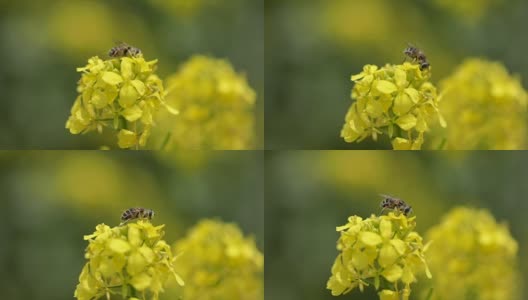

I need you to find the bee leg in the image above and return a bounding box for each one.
[380,207,387,215]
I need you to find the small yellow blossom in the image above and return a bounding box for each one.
[341,63,445,150]
[438,58,528,149]
[173,219,263,300]
[66,55,177,149]
[74,221,183,300]
[158,55,256,150]
[426,207,519,300]
[327,213,431,299]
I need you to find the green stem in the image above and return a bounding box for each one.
[134,121,139,150]
[130,284,138,297]
[159,132,172,150]
[425,288,434,300]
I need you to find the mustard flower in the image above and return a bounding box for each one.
[438,58,528,149]
[426,207,519,300]
[74,221,184,300]
[66,55,178,149]
[327,212,431,299]
[341,63,446,150]
[173,219,263,300]
[158,55,256,150]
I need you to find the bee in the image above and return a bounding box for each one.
[120,207,154,225]
[379,194,413,216]
[403,43,430,71]
[108,42,142,58]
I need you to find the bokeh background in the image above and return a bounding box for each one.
[265,0,528,149]
[0,150,263,300]
[0,0,263,149]
[265,151,527,299]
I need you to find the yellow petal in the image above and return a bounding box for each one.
[128,225,142,247]
[139,126,151,147]
[380,219,393,238]
[130,272,152,291]
[393,93,413,115]
[381,264,403,282]
[117,129,137,149]
[392,137,412,150]
[396,114,417,131]
[138,245,155,263]
[351,250,369,270]
[366,100,383,117]
[121,58,134,79]
[390,239,407,255]
[107,238,131,254]
[359,231,382,246]
[127,251,148,275]
[119,84,139,108]
[394,68,407,87]
[122,105,143,122]
[376,80,398,94]
[101,72,123,86]
[131,80,146,95]
[404,88,420,103]
[379,244,398,267]
[378,289,400,300]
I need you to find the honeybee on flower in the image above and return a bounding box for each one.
[379,194,413,216]
[119,207,155,225]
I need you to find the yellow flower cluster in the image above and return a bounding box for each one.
[327,213,431,299]
[438,58,528,149]
[160,55,256,150]
[74,221,184,300]
[173,219,264,300]
[433,0,504,23]
[66,56,177,149]
[341,63,445,150]
[426,207,519,300]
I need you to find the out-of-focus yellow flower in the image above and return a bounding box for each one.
[341,63,445,150]
[158,55,256,150]
[66,55,177,149]
[173,219,263,300]
[149,0,217,17]
[433,0,504,23]
[426,207,519,300]
[74,221,184,300]
[327,212,431,298]
[438,58,528,149]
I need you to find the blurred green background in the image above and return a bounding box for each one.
[264,0,528,149]
[0,0,263,149]
[0,150,263,300]
[265,151,527,299]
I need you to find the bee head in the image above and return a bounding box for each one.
[420,62,430,70]
[404,206,413,215]
[129,48,142,57]
[148,209,154,219]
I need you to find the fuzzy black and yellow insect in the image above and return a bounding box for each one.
[379,194,413,216]
[120,207,154,225]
